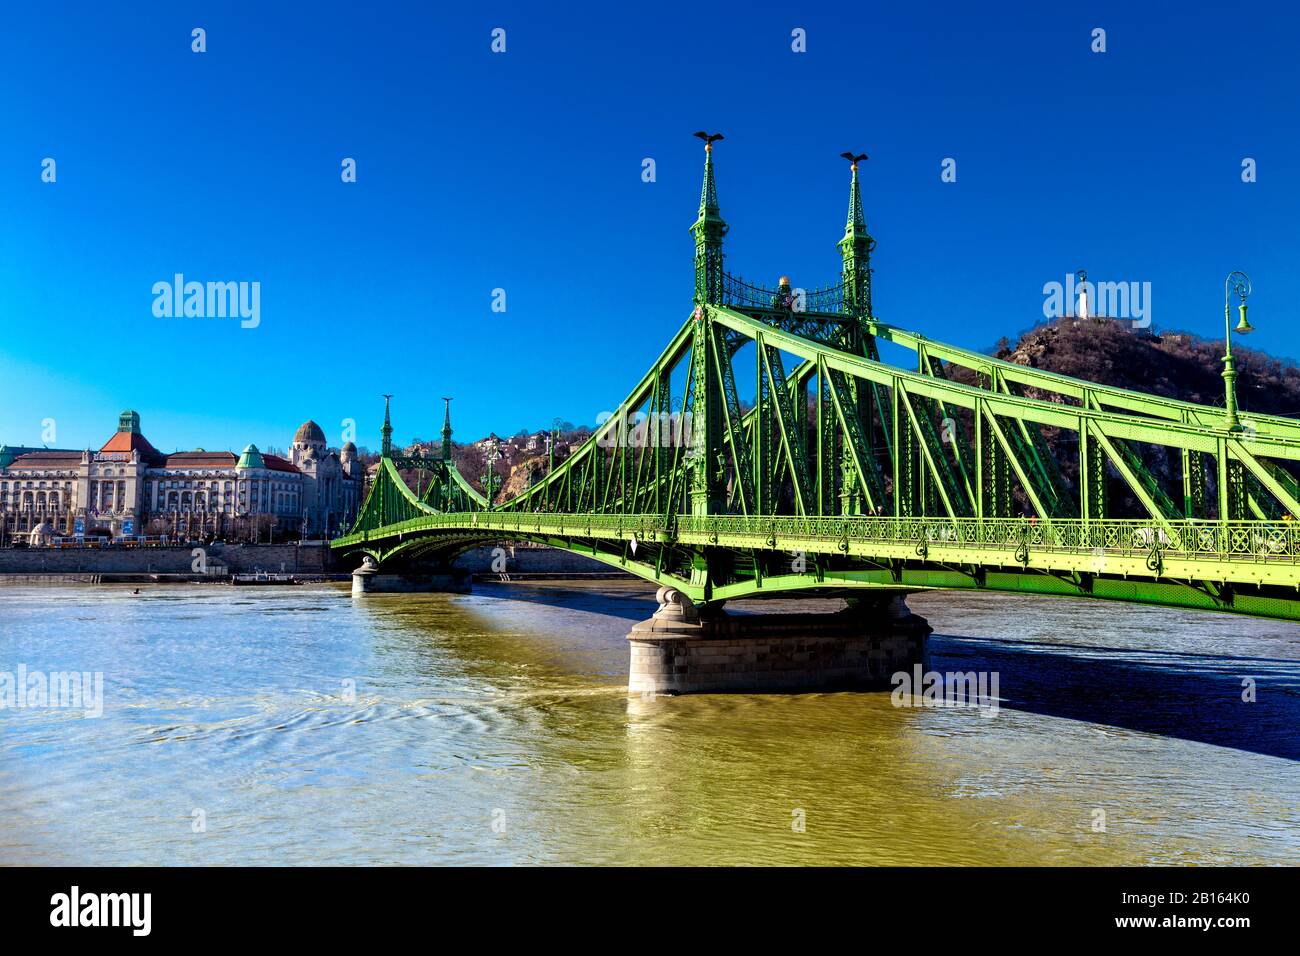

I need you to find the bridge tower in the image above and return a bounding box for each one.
[689,134,727,520]
[440,398,453,461]
[440,397,455,504]
[838,153,875,323]
[380,394,394,458]
[837,153,878,515]
[691,133,727,307]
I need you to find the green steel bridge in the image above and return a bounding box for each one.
[334,140,1300,623]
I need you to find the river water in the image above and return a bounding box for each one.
[0,581,1296,865]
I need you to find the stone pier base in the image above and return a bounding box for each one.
[628,589,930,695]
[351,557,470,595]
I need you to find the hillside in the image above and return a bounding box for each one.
[948,316,1300,518]
[976,317,1300,417]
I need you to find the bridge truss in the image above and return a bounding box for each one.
[335,144,1300,621]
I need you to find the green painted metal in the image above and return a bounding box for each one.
[335,139,1300,623]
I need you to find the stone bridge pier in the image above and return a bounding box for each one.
[627,589,930,695]
[351,554,471,595]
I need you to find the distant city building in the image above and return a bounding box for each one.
[0,411,362,543]
[288,420,361,539]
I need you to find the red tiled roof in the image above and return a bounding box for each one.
[160,451,299,474]
[262,453,300,474]
[163,451,238,468]
[100,429,164,464]
[7,451,82,470]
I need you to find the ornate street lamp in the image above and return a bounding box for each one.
[1222,271,1254,430]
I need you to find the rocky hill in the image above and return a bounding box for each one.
[977,317,1300,417]
[949,316,1300,518]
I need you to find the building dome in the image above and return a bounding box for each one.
[236,444,265,470]
[340,441,357,461]
[294,420,326,445]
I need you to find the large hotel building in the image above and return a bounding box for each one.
[0,411,362,543]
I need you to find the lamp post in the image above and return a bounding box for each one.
[1221,271,1254,430]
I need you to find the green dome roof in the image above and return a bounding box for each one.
[236,444,265,470]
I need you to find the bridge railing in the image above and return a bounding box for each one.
[670,515,1300,562]
[342,511,1300,564]
[720,273,845,314]
[770,515,1300,560]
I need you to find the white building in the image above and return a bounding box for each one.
[0,410,362,543]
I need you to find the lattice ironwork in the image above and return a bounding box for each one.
[335,141,1300,621]
[720,272,846,316]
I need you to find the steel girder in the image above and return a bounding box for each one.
[868,316,1300,439]
[336,302,1300,621]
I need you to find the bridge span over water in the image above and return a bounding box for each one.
[334,140,1300,636]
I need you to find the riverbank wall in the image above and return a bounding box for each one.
[0,541,619,582]
[0,542,327,575]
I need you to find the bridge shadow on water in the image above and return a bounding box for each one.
[468,580,659,623]
[930,633,1300,762]
[464,582,1300,761]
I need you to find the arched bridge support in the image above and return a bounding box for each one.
[627,587,932,695]
[350,552,472,596]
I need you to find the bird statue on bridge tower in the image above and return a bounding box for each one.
[838,151,875,321]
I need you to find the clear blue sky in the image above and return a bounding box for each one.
[1,0,1295,454]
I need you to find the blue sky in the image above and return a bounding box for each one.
[1,0,1296,454]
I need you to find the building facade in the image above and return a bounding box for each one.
[0,411,362,544]
[288,421,361,540]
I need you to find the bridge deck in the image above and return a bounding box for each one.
[336,513,1300,620]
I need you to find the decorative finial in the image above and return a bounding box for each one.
[694,131,724,153]
[840,151,868,171]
